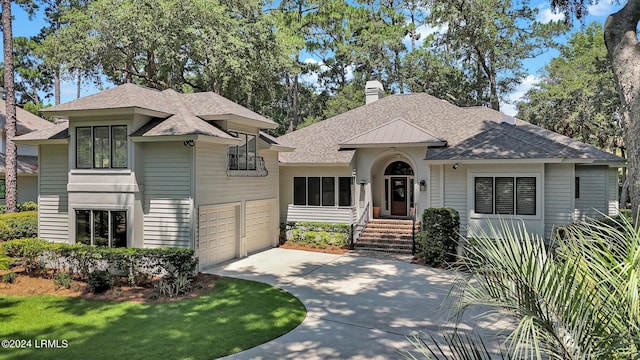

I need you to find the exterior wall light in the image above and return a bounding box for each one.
[183,139,195,147]
[419,179,426,191]
[452,163,459,170]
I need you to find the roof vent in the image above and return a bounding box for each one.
[500,117,516,125]
[365,80,385,105]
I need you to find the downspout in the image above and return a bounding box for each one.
[191,142,197,252]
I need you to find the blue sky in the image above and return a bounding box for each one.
[5,0,622,116]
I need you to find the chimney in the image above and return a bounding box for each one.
[365,80,384,105]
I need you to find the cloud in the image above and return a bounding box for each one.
[537,6,564,23]
[588,1,615,17]
[502,75,538,116]
[403,23,444,49]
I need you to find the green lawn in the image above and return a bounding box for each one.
[0,278,306,360]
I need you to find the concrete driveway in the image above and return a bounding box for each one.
[206,248,506,359]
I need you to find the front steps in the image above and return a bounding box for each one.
[355,219,419,254]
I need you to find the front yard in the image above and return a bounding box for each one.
[0,277,306,359]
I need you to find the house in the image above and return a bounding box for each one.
[14,83,291,268]
[0,100,55,205]
[276,81,625,241]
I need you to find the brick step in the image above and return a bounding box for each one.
[359,233,413,241]
[354,245,414,254]
[357,236,414,244]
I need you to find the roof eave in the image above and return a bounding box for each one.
[278,161,352,167]
[130,134,241,145]
[13,138,69,145]
[339,141,446,149]
[41,107,171,119]
[200,114,278,129]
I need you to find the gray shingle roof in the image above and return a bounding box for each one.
[0,154,39,174]
[277,95,624,164]
[42,83,276,128]
[0,100,55,134]
[13,122,69,142]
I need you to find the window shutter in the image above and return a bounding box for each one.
[516,177,536,215]
[474,177,494,214]
[495,177,514,215]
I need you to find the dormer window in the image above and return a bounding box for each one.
[76,125,127,169]
[228,131,256,170]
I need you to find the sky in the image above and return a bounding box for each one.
[4,0,623,116]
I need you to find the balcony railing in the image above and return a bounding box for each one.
[227,154,268,177]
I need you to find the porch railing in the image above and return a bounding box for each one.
[350,202,370,250]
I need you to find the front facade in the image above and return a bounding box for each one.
[17,84,289,268]
[277,81,624,240]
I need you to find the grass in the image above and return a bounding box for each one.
[0,278,306,360]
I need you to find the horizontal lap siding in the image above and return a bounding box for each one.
[195,144,279,205]
[544,164,573,238]
[575,166,607,221]
[608,168,619,216]
[38,145,69,243]
[286,205,355,224]
[143,142,192,248]
[443,165,467,235]
[429,165,442,208]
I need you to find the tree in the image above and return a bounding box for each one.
[411,219,640,359]
[425,0,567,111]
[517,22,623,152]
[547,0,640,223]
[2,0,18,213]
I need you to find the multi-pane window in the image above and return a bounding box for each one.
[76,125,127,169]
[293,177,353,207]
[228,131,257,170]
[474,176,536,215]
[76,210,127,247]
[0,179,5,199]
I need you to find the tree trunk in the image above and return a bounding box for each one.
[76,69,81,99]
[604,0,640,224]
[2,0,18,213]
[54,70,61,105]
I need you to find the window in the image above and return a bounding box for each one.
[575,177,580,199]
[474,176,536,215]
[228,131,257,170]
[76,125,128,169]
[293,177,353,207]
[76,210,127,247]
[0,179,5,199]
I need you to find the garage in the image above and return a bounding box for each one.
[198,204,238,268]
[245,199,276,254]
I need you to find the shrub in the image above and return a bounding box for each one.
[416,207,460,266]
[53,271,73,289]
[285,222,351,249]
[0,211,38,241]
[1,271,17,283]
[1,238,47,274]
[154,274,193,298]
[87,270,114,293]
[17,201,38,212]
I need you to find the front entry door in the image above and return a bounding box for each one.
[391,177,407,216]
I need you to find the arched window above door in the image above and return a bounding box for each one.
[384,161,414,175]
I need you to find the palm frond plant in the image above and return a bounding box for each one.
[412,217,640,359]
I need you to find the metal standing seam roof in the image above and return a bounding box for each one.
[276,94,624,164]
[340,118,446,147]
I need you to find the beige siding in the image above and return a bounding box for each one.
[575,166,609,221]
[38,144,69,243]
[442,164,468,234]
[143,142,192,248]
[429,164,442,208]
[279,165,352,223]
[544,164,574,238]
[607,168,619,216]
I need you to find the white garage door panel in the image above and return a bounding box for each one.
[245,200,274,254]
[199,205,238,268]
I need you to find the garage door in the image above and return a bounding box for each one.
[198,205,238,268]
[245,199,275,254]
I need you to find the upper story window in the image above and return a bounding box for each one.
[76,125,128,169]
[228,131,257,171]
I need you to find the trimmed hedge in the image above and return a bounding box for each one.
[416,207,460,266]
[0,201,38,214]
[285,222,351,249]
[0,211,38,241]
[1,238,198,284]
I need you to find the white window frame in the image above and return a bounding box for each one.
[469,172,541,220]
